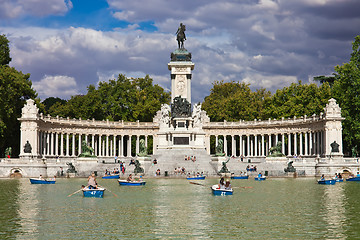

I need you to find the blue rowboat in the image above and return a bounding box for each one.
[335,179,344,182]
[231,176,249,180]
[211,185,233,196]
[82,187,105,198]
[346,176,360,181]
[318,179,336,185]
[254,177,266,181]
[29,178,56,184]
[102,174,120,179]
[118,180,146,186]
[187,176,206,180]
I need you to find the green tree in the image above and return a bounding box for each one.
[332,35,360,154]
[313,75,337,88]
[0,34,11,66]
[0,65,38,157]
[263,81,332,119]
[42,97,66,113]
[48,74,171,122]
[202,81,271,121]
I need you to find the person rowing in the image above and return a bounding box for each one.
[225,179,232,190]
[218,177,225,189]
[127,174,134,182]
[87,173,98,189]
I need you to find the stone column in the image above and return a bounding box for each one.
[261,135,265,156]
[50,132,54,156]
[113,135,117,157]
[98,135,102,157]
[294,133,297,156]
[120,135,124,157]
[317,131,320,156]
[254,135,258,156]
[92,135,95,152]
[105,135,109,157]
[215,135,218,147]
[72,134,75,156]
[305,132,308,156]
[78,134,82,155]
[268,134,272,149]
[60,133,64,156]
[128,135,132,157]
[309,132,313,155]
[246,135,250,157]
[55,132,59,156]
[66,133,69,156]
[224,135,228,156]
[231,135,235,157]
[299,133,303,156]
[239,135,243,156]
[288,133,291,156]
[282,134,285,155]
[136,135,140,155]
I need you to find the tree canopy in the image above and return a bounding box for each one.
[0,34,11,66]
[332,35,360,154]
[47,74,171,122]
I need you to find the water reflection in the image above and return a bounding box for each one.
[321,183,346,239]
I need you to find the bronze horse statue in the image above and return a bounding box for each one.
[176,23,186,49]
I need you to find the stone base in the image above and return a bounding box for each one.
[76,157,98,163]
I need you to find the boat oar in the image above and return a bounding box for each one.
[98,185,118,197]
[189,181,207,186]
[67,188,83,197]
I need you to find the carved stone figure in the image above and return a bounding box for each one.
[134,160,144,174]
[331,141,339,153]
[66,162,76,173]
[215,139,225,156]
[192,103,202,127]
[176,23,186,49]
[78,141,96,157]
[160,104,171,125]
[284,160,296,172]
[5,147,12,157]
[219,158,230,173]
[171,96,191,118]
[24,141,32,153]
[137,139,148,157]
[268,141,285,157]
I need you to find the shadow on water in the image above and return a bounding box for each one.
[0,179,21,239]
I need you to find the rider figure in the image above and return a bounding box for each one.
[176,23,186,49]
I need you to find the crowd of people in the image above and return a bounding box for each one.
[246,165,257,172]
[174,167,186,175]
[184,155,196,162]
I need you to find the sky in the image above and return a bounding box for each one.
[0,0,359,103]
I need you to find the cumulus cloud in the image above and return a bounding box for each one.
[32,75,79,99]
[0,0,72,19]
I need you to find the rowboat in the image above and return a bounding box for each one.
[29,178,56,184]
[82,187,106,198]
[118,180,146,186]
[211,185,233,196]
[231,176,249,179]
[254,177,266,181]
[335,179,344,182]
[102,174,120,179]
[346,176,360,181]
[318,179,336,185]
[186,176,206,180]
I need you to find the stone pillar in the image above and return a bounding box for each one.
[78,134,82,155]
[305,132,308,156]
[282,134,285,155]
[92,135,95,152]
[294,133,297,156]
[215,135,218,147]
[60,133,64,156]
[299,133,303,156]
[309,132,313,155]
[72,134,75,156]
[105,135,109,157]
[246,135,250,157]
[55,132,59,156]
[128,135,132,157]
[224,135,228,156]
[288,133,291,156]
[261,135,265,156]
[239,135,243,156]
[268,134,272,149]
[254,135,258,156]
[50,132,54,156]
[136,135,140,155]
[119,135,123,157]
[317,131,320,156]
[113,135,117,157]
[231,135,235,157]
[66,133,69,156]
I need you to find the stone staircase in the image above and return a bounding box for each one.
[143,149,218,176]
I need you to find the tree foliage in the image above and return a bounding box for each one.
[0,65,38,157]
[202,81,271,121]
[48,74,171,122]
[42,97,67,112]
[332,35,360,154]
[0,34,11,66]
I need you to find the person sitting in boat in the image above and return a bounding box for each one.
[50,176,56,181]
[225,179,232,190]
[258,172,263,178]
[39,175,44,180]
[357,172,360,177]
[338,173,343,179]
[88,173,98,189]
[320,174,325,181]
[127,174,134,182]
[333,173,338,180]
[218,177,225,189]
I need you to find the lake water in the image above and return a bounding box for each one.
[1,177,360,239]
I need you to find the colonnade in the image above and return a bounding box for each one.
[37,131,151,158]
[211,131,325,157]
